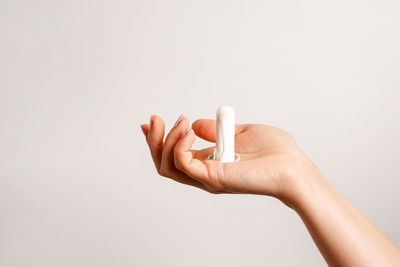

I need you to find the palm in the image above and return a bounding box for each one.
[194,123,297,162]
[142,116,303,197]
[189,121,300,196]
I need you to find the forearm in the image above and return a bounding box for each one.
[142,116,399,265]
[290,172,400,266]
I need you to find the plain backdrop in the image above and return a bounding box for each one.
[1,0,400,266]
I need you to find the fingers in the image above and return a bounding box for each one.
[143,114,165,173]
[140,124,149,136]
[174,127,226,189]
[191,119,248,142]
[159,114,188,177]
[141,114,231,193]
[140,115,208,190]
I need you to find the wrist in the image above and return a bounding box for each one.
[276,152,329,211]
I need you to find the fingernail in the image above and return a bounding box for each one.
[140,124,144,134]
[183,127,190,137]
[173,114,183,128]
[149,114,154,131]
[140,124,146,136]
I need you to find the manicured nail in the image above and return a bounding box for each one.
[183,127,190,137]
[149,114,154,131]
[173,114,183,128]
[140,124,146,136]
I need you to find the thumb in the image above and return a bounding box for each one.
[191,119,248,143]
[191,119,216,142]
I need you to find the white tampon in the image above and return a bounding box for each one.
[215,105,236,162]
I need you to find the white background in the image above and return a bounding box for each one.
[1,0,400,266]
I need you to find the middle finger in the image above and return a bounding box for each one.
[159,114,189,177]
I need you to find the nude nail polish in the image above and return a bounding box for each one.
[183,127,189,137]
[149,114,154,131]
[174,114,183,128]
[140,124,146,136]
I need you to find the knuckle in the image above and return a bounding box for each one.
[174,156,184,171]
[208,189,219,194]
[205,186,224,195]
[147,138,159,147]
[159,166,169,177]
[160,163,177,178]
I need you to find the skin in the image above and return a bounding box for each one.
[140,114,400,267]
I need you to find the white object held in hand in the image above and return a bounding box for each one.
[206,105,240,162]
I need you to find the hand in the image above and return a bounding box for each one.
[141,114,400,267]
[140,114,323,205]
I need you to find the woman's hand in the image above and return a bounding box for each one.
[140,114,323,205]
[140,113,400,267]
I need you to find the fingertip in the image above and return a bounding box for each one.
[174,128,194,158]
[182,127,189,138]
[152,114,165,127]
[181,127,194,144]
[150,115,165,132]
[190,119,216,142]
[191,119,200,129]
[147,115,165,146]
[140,124,149,136]
[180,115,190,129]
[191,119,210,130]
[187,128,195,139]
